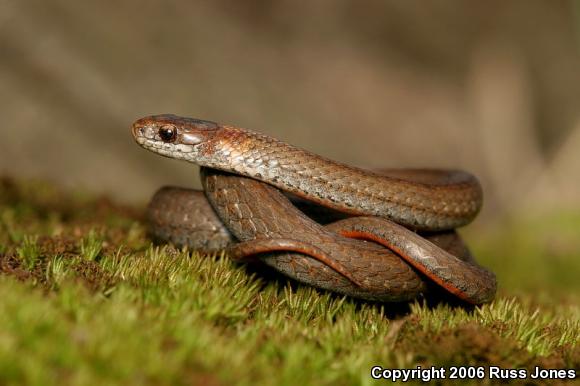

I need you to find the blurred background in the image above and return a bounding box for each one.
[1,0,579,225]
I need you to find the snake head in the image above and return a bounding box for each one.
[132,114,220,162]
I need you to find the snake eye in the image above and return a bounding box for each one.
[159,125,177,142]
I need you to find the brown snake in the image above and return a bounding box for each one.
[132,114,496,304]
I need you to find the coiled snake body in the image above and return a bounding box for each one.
[132,114,496,304]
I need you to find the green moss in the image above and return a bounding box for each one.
[16,235,41,270]
[79,230,104,262]
[0,177,578,385]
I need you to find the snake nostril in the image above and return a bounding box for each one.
[131,121,146,138]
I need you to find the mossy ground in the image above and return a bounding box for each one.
[0,177,578,386]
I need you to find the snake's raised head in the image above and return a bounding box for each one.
[132,114,220,162]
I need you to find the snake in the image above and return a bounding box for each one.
[131,114,496,304]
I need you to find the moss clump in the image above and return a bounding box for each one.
[0,177,578,386]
